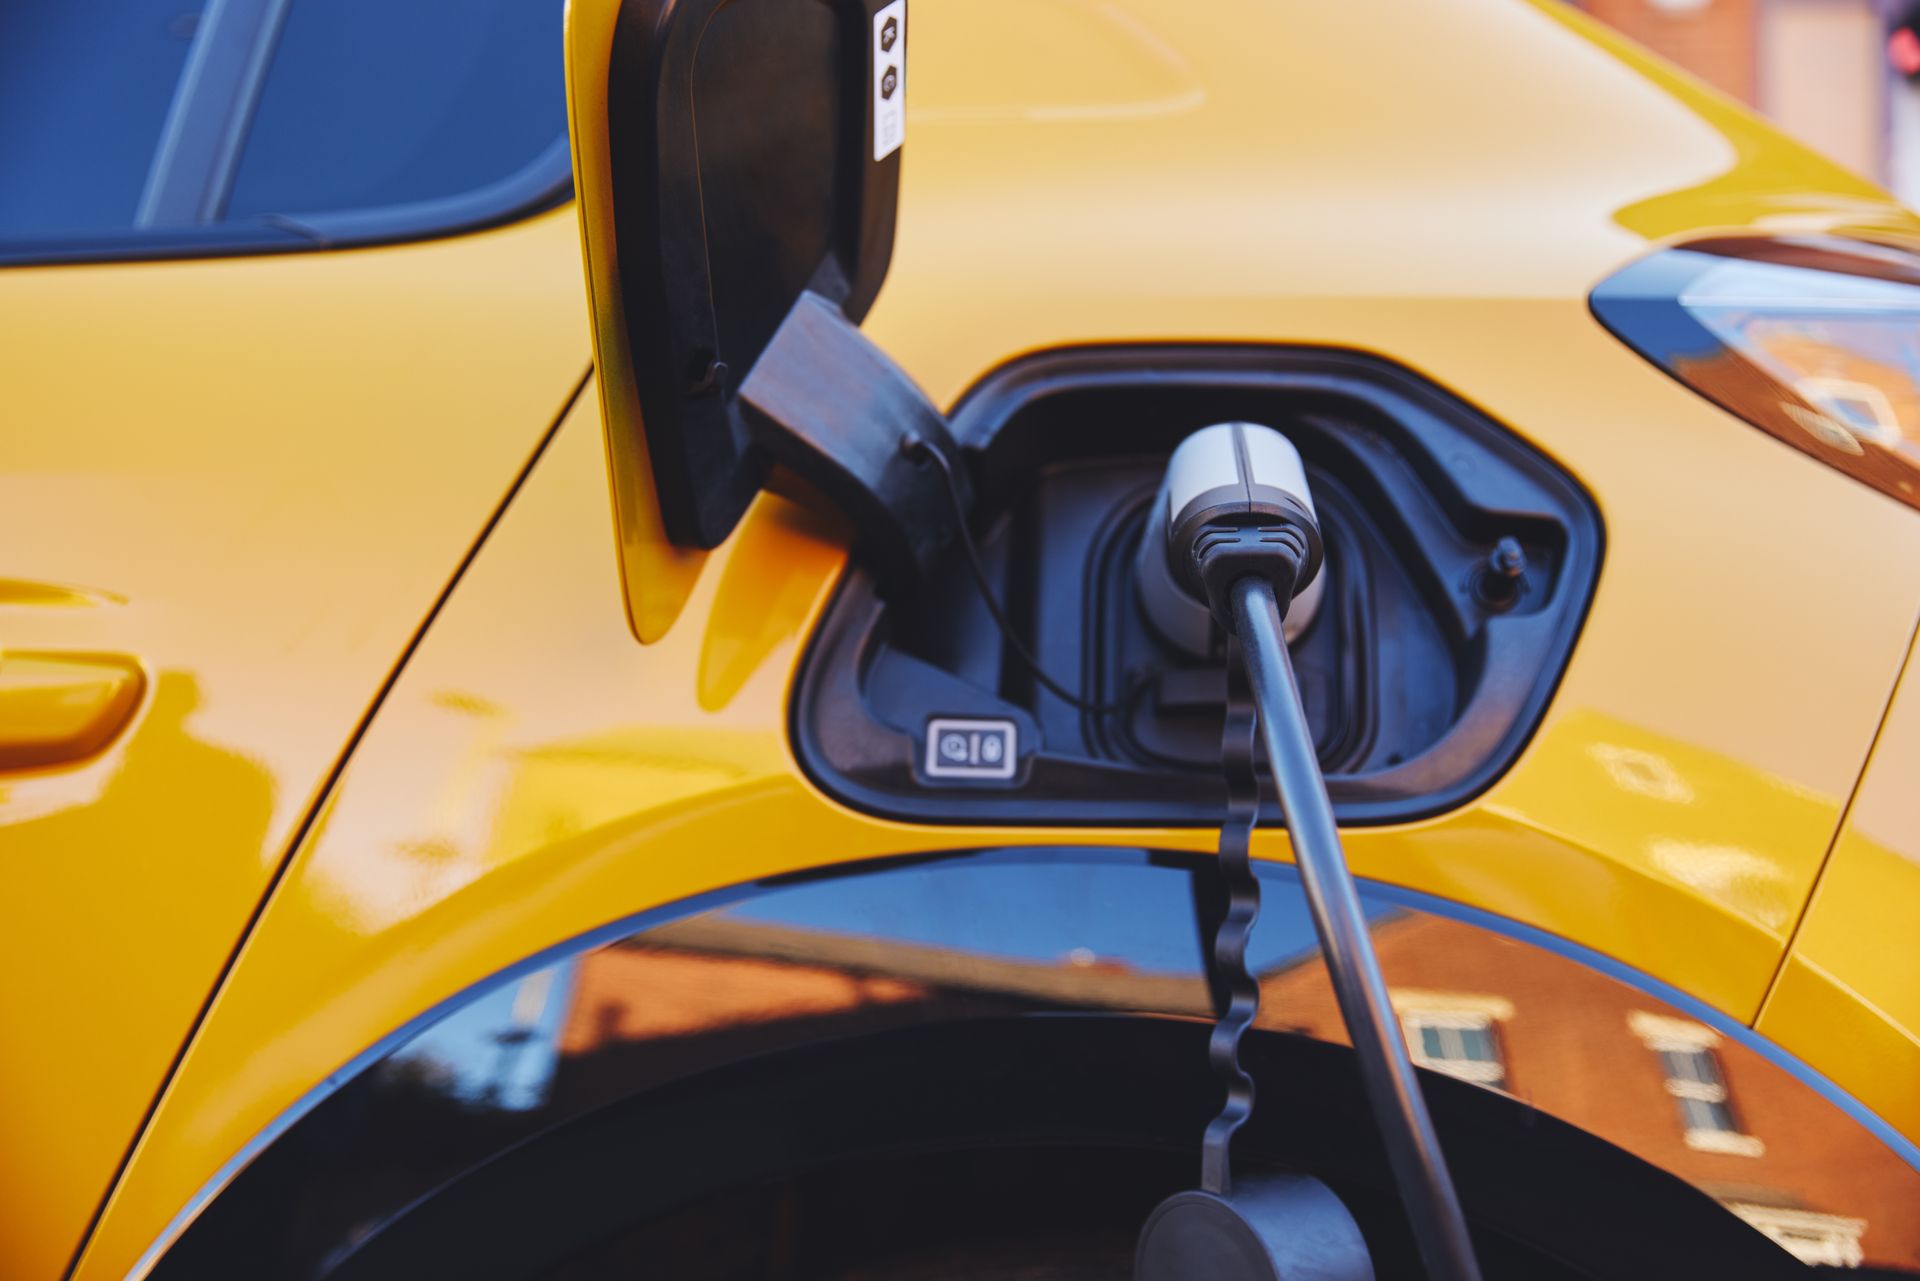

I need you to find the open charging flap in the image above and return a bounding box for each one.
[567,0,964,641]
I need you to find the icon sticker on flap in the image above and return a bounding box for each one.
[872,0,906,160]
[924,717,1017,781]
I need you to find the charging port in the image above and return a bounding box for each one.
[793,347,1600,827]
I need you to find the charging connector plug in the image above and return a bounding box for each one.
[1184,518,1321,634]
[1141,422,1327,655]
[1137,421,1482,1281]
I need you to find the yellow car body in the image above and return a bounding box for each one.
[3,1,1918,1277]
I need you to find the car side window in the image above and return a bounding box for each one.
[0,0,568,263]
[224,0,566,223]
[0,2,199,239]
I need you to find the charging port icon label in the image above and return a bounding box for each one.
[924,718,1017,781]
[871,0,906,161]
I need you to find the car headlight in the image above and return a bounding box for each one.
[1591,235,1920,510]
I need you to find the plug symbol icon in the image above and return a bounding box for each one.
[923,719,1018,781]
[880,15,899,52]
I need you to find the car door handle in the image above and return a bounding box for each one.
[0,652,145,772]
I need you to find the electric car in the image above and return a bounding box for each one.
[6,0,1920,1276]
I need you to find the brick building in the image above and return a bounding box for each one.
[1579,0,1918,203]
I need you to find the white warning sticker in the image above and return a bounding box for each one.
[872,0,905,161]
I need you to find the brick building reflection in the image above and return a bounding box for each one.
[546,910,1919,1271]
[1263,914,1920,1270]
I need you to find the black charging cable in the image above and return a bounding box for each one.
[1228,570,1482,1281]
[1179,492,1481,1280]
[905,435,1133,715]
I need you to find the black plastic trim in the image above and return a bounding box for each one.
[329,1023,1794,1281]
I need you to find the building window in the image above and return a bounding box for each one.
[1661,1047,1740,1136]
[1724,1203,1867,1269]
[1628,1011,1765,1157]
[1394,991,1512,1090]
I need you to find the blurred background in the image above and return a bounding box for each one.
[1584,0,1920,202]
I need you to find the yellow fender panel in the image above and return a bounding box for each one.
[1761,633,1920,1143]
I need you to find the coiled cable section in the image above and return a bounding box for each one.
[1200,629,1262,1197]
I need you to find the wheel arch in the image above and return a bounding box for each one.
[138,848,1920,1278]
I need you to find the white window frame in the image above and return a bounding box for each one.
[1627,1011,1765,1157]
[1393,991,1512,1090]
[1724,1202,1866,1269]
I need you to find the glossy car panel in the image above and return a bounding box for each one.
[0,206,590,1281]
[140,851,1920,1276]
[39,0,1920,1277]
[1759,630,1920,1142]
